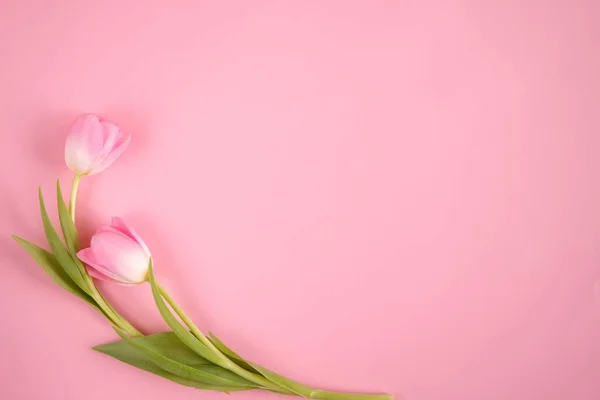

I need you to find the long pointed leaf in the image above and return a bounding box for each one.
[208,331,261,373]
[93,338,249,392]
[127,332,213,367]
[39,188,90,295]
[108,330,257,388]
[250,363,312,397]
[12,236,96,307]
[147,261,222,366]
[56,179,80,254]
[250,363,394,400]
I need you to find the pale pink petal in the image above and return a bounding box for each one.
[100,120,121,148]
[91,231,149,283]
[65,114,106,175]
[69,114,100,133]
[88,134,131,175]
[96,224,133,240]
[71,115,103,155]
[110,217,151,257]
[79,119,105,158]
[77,247,102,270]
[78,247,133,284]
[65,138,93,174]
[87,121,121,172]
[87,266,133,285]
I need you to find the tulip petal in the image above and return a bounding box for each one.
[79,118,105,157]
[76,247,101,269]
[65,114,106,174]
[88,121,121,172]
[90,231,149,283]
[87,266,133,285]
[77,247,132,284]
[96,224,131,238]
[110,217,151,257]
[65,138,92,174]
[100,121,120,149]
[88,133,131,175]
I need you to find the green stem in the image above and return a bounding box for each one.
[156,283,393,399]
[156,283,288,393]
[155,283,393,399]
[88,280,142,337]
[69,174,81,222]
[67,173,141,337]
[307,391,395,400]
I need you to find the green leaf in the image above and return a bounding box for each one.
[250,363,312,397]
[93,335,250,392]
[250,363,395,400]
[12,235,96,307]
[147,260,223,366]
[110,329,258,388]
[133,331,213,367]
[56,179,80,254]
[208,331,261,373]
[306,391,395,400]
[39,188,90,295]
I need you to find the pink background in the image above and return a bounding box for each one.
[1,1,599,399]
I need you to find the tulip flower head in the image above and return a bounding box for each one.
[78,218,150,285]
[65,114,130,176]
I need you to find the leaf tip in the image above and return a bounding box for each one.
[92,345,109,354]
[38,187,45,205]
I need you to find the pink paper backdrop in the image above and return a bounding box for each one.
[1,1,599,399]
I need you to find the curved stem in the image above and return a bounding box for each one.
[69,174,81,222]
[88,282,142,337]
[157,284,393,399]
[156,283,289,394]
[67,173,141,337]
[308,391,395,400]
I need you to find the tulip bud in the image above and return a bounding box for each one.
[78,218,150,285]
[65,114,131,176]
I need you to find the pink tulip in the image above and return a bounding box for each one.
[78,218,150,285]
[65,114,131,176]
